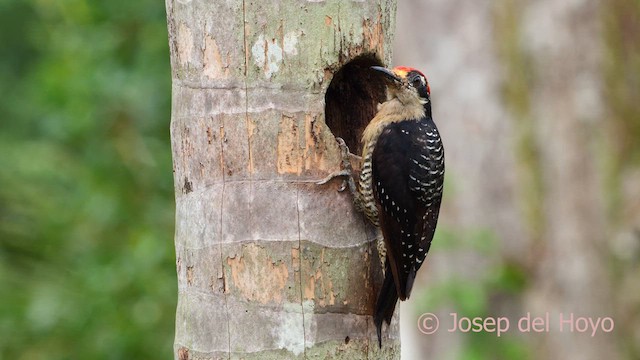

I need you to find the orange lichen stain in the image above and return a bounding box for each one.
[326,277,336,306]
[276,114,303,174]
[246,116,256,174]
[291,247,300,272]
[186,266,194,286]
[181,126,194,157]
[304,268,336,307]
[219,125,226,174]
[303,113,331,172]
[304,270,316,300]
[206,126,214,145]
[325,16,332,26]
[177,23,193,66]
[203,34,228,79]
[226,244,289,304]
[178,347,189,360]
[362,14,385,56]
[303,249,336,306]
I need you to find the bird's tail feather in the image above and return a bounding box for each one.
[374,261,399,348]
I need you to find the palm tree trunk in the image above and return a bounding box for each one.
[166,1,399,358]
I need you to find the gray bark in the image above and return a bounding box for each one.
[166,1,399,358]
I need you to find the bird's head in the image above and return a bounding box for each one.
[371,65,431,110]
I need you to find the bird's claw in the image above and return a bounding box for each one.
[316,137,357,194]
[316,169,351,188]
[338,181,348,192]
[335,137,351,170]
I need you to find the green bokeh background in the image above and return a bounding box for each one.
[0,1,175,358]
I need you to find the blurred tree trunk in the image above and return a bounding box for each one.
[395,0,622,359]
[165,1,398,358]
[519,1,619,359]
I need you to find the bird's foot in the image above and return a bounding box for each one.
[316,169,352,190]
[316,138,357,194]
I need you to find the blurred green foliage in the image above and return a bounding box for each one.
[0,0,175,358]
[415,228,530,360]
[493,0,545,245]
[602,0,640,225]
[603,0,640,169]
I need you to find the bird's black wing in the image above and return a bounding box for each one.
[372,117,444,300]
[407,117,444,273]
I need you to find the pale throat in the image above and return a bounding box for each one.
[360,88,426,158]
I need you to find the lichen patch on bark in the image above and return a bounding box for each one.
[251,32,300,79]
[203,34,228,79]
[303,113,330,172]
[226,244,290,304]
[277,112,334,175]
[186,265,194,286]
[363,13,385,56]
[304,268,336,307]
[277,114,303,174]
[246,116,256,174]
[176,22,193,66]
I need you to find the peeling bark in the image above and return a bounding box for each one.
[166,1,399,358]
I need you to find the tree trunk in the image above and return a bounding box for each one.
[165,1,398,358]
[519,1,619,358]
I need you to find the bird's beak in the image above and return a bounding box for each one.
[370,66,402,86]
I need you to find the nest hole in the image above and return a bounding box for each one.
[324,54,387,156]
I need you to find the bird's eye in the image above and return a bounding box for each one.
[412,77,423,88]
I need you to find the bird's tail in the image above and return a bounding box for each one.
[374,261,399,348]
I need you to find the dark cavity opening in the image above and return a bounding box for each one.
[324,54,387,156]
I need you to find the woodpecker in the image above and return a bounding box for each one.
[319,65,444,347]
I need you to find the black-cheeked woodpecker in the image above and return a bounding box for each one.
[319,65,445,347]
